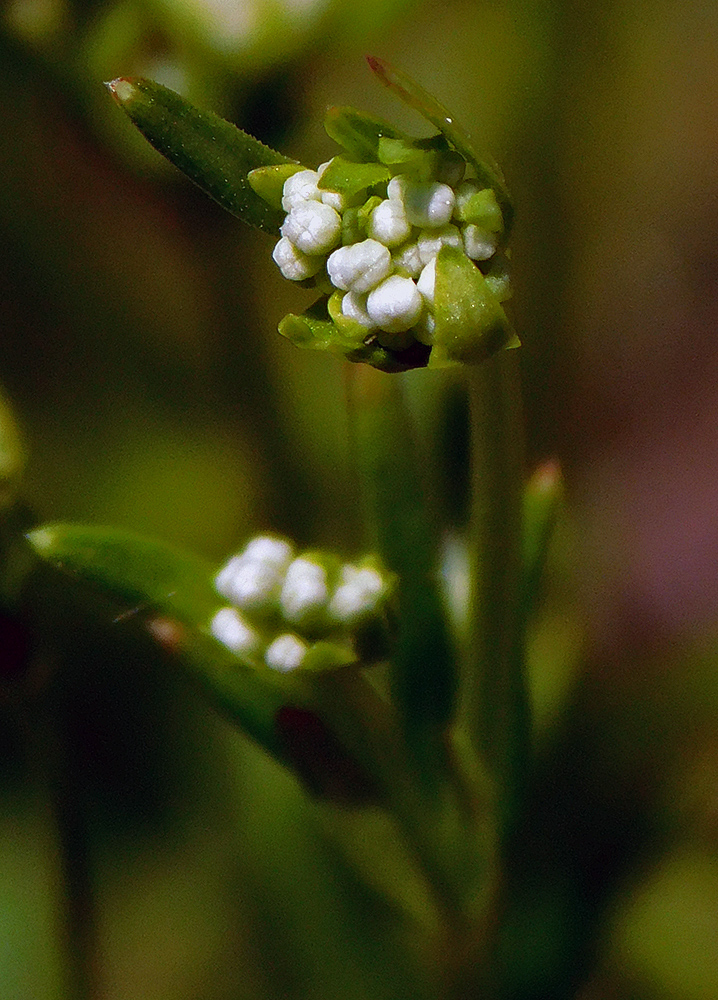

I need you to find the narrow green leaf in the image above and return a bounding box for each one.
[366,56,514,235]
[106,78,296,233]
[25,524,289,754]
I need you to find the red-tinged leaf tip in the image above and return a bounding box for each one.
[530,459,563,495]
[105,78,137,104]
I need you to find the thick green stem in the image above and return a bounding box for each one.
[465,350,527,837]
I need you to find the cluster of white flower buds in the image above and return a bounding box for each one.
[210,535,392,673]
[271,158,505,350]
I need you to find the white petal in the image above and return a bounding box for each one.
[403,181,455,228]
[462,225,498,261]
[368,199,411,247]
[328,565,384,623]
[341,291,377,330]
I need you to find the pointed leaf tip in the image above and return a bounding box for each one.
[105,78,137,104]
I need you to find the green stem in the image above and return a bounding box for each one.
[465,350,527,837]
[22,698,98,1000]
[345,364,457,779]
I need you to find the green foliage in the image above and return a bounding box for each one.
[106,77,297,232]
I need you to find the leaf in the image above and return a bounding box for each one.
[521,459,563,618]
[106,78,296,233]
[26,524,293,757]
[366,56,514,235]
[430,245,517,367]
[324,106,403,163]
[318,157,391,200]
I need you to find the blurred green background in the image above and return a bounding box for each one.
[2,0,718,997]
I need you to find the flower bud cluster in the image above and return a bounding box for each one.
[210,535,393,673]
[272,158,506,350]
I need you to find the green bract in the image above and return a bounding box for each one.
[107,59,519,372]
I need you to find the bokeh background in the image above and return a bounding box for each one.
[2,0,718,997]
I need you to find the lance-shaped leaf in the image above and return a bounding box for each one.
[106,78,297,233]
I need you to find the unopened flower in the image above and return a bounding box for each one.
[211,535,395,674]
[246,58,518,371]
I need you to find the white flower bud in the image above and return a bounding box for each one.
[392,241,423,277]
[367,199,411,247]
[215,557,284,611]
[326,239,392,293]
[242,536,294,568]
[387,175,408,202]
[328,565,385,623]
[272,237,324,281]
[280,558,329,624]
[281,169,321,211]
[215,537,293,610]
[321,189,346,212]
[417,224,462,266]
[462,225,498,261]
[402,180,455,228]
[265,633,308,672]
[210,607,261,656]
[281,202,342,255]
[416,256,436,306]
[366,275,423,333]
[341,291,377,330]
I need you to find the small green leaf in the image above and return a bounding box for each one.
[248,163,306,210]
[324,106,403,163]
[453,187,503,231]
[318,156,390,200]
[366,56,513,235]
[278,304,431,374]
[106,78,296,233]
[430,245,517,367]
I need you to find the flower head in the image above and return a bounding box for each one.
[210,535,395,674]
[249,59,518,372]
